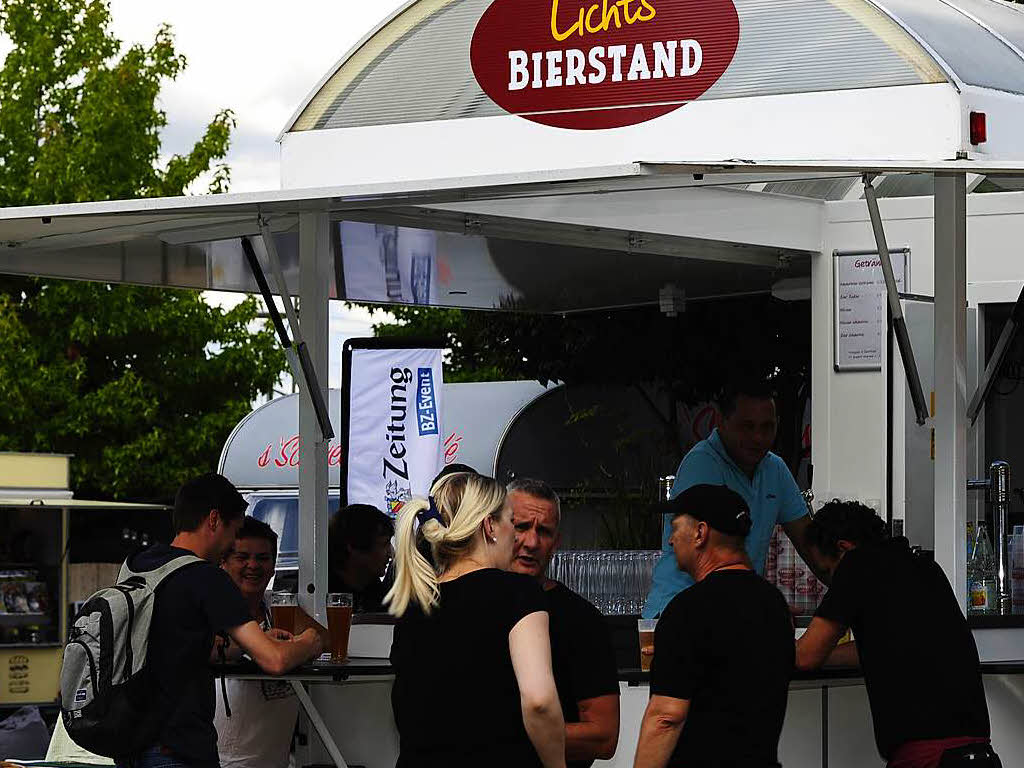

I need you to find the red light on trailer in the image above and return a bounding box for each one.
[970,111,987,145]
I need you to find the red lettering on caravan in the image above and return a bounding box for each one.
[257,435,345,469]
[276,435,301,468]
[328,444,344,467]
[444,431,463,465]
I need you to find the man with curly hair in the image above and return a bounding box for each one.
[796,500,998,768]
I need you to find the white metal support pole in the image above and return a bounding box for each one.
[298,211,331,624]
[933,173,968,610]
[291,682,349,768]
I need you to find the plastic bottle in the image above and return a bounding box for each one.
[968,521,999,616]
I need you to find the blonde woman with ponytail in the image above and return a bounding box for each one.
[387,472,566,768]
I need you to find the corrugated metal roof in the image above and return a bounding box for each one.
[289,0,954,132]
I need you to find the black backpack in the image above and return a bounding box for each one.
[60,553,203,757]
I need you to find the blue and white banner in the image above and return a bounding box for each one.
[346,347,445,516]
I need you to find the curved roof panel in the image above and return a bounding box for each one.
[877,0,1024,92]
[288,0,952,132]
[931,0,1024,63]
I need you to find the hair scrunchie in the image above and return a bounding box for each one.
[416,495,445,528]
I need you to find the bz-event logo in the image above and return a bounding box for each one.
[417,368,439,436]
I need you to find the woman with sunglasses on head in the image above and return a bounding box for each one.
[387,472,566,768]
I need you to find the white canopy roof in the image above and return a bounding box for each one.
[275,0,1024,190]
[0,160,1007,311]
[286,0,1024,133]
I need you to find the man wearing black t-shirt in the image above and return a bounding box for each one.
[509,478,620,768]
[796,500,1000,768]
[115,473,323,768]
[635,484,794,768]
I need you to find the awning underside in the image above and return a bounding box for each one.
[0,162,1017,312]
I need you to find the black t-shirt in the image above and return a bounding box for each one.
[651,570,794,768]
[390,569,546,768]
[545,583,619,768]
[130,545,251,767]
[815,543,989,758]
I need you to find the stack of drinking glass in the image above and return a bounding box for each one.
[546,550,661,615]
[764,525,826,615]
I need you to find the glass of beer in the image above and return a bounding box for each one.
[638,618,658,672]
[326,592,354,663]
[270,591,297,634]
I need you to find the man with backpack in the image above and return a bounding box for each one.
[62,473,323,768]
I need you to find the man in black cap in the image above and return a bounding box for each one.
[633,484,794,768]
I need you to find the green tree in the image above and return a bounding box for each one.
[368,299,809,548]
[368,297,810,469]
[0,0,286,500]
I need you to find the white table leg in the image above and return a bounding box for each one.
[291,680,349,768]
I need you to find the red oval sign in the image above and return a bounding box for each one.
[470,0,739,130]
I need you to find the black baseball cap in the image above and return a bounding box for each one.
[657,484,753,537]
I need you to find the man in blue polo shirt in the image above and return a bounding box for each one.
[643,376,821,618]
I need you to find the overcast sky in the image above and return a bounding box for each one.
[0,1,410,385]
[107,0,408,386]
[108,0,406,193]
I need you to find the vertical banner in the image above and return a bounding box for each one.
[342,340,444,515]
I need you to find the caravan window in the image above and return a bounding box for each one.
[248,495,341,563]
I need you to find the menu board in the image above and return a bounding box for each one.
[834,250,909,371]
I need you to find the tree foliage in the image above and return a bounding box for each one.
[368,297,811,470]
[0,0,285,500]
[367,298,809,548]
[0,0,233,204]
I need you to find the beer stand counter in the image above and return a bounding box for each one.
[220,648,1024,768]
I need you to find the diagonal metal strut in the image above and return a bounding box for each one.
[863,175,929,426]
[241,227,334,441]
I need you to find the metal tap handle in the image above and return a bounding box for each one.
[990,461,1012,615]
[659,476,676,502]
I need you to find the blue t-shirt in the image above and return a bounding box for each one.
[642,429,807,618]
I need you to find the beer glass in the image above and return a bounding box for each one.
[326,592,354,662]
[270,592,297,634]
[637,618,657,671]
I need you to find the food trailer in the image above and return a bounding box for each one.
[4,0,1024,764]
[0,452,167,754]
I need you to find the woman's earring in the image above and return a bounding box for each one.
[491,536,497,543]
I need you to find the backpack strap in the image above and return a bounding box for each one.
[118,553,206,588]
[123,552,236,719]
[218,635,232,718]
